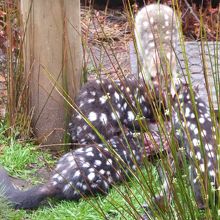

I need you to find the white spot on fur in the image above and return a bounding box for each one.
[178,94,183,99]
[196,152,201,160]
[100,113,108,124]
[90,91,96,96]
[67,155,74,162]
[126,87,130,93]
[86,147,93,153]
[190,123,196,130]
[82,184,87,190]
[194,128,198,135]
[185,107,190,117]
[200,164,205,172]
[73,170,81,178]
[79,102,84,107]
[88,112,97,121]
[104,181,109,189]
[99,96,107,104]
[127,111,135,121]
[63,182,72,192]
[123,102,127,110]
[191,113,195,119]
[205,143,212,151]
[82,162,90,168]
[86,152,94,157]
[106,159,113,165]
[99,169,105,175]
[114,92,120,101]
[88,98,95,103]
[208,152,214,158]
[199,102,205,107]
[193,138,200,146]
[76,115,83,120]
[94,160,102,166]
[199,117,205,124]
[111,111,120,120]
[89,168,95,173]
[88,173,95,181]
[52,181,58,186]
[77,126,82,135]
[201,130,207,137]
[209,170,215,177]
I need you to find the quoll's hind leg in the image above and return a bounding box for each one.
[48,134,143,201]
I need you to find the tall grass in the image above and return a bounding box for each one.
[1,0,31,139]
[75,1,220,219]
[0,0,219,219]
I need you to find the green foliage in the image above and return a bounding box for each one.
[8,167,158,220]
[0,122,53,182]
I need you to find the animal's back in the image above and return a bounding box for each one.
[135,4,179,90]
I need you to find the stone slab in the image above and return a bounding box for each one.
[130,41,220,110]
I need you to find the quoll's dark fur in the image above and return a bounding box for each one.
[69,76,164,144]
[173,85,217,208]
[144,84,218,218]
[0,133,144,209]
[0,4,170,210]
[0,76,163,209]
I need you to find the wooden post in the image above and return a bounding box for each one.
[20,0,82,145]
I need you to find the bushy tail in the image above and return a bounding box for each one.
[0,166,54,209]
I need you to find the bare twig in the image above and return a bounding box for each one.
[183,0,216,39]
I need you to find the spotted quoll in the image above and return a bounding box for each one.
[0,133,147,209]
[69,76,165,144]
[143,84,218,219]
[0,4,181,211]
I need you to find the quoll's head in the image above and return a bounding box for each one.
[135,4,180,97]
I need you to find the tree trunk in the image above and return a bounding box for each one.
[20,0,82,146]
